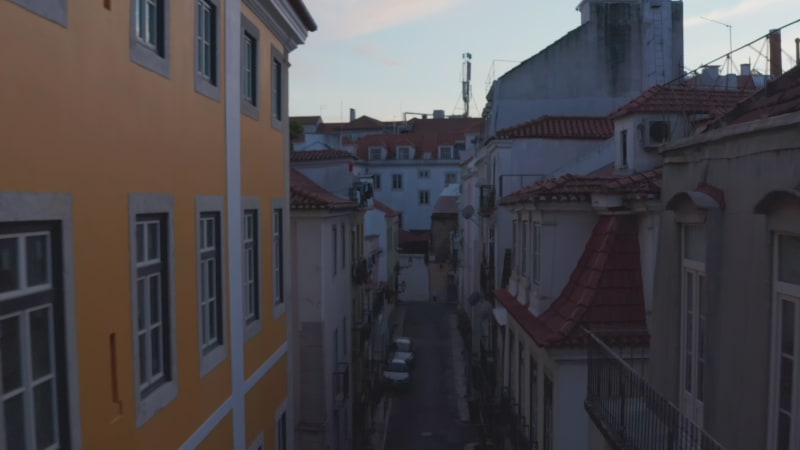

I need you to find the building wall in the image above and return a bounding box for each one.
[356,162,461,230]
[651,114,800,450]
[554,359,589,450]
[293,161,355,202]
[0,1,302,448]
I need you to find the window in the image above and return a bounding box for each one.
[392,174,403,190]
[418,190,429,205]
[332,226,337,276]
[9,0,67,26]
[512,219,518,271]
[619,129,628,167]
[445,172,458,186]
[130,0,170,77]
[273,209,284,305]
[272,52,283,122]
[130,193,178,426]
[241,16,259,119]
[544,374,553,450]
[373,175,381,190]
[681,224,706,426]
[396,146,412,160]
[197,201,225,376]
[532,222,542,285]
[340,224,346,269]
[438,145,455,160]
[277,411,287,450]
[530,355,538,447]
[521,220,529,274]
[369,147,383,160]
[0,224,71,450]
[244,210,260,323]
[418,170,429,179]
[772,235,800,450]
[194,0,219,100]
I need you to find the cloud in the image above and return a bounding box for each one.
[305,0,467,41]
[685,0,788,28]
[352,43,407,67]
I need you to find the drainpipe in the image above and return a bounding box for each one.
[224,1,246,449]
[769,29,782,78]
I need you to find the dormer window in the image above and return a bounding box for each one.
[397,146,412,160]
[368,147,384,160]
[438,145,455,160]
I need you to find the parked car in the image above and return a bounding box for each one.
[391,337,415,367]
[382,358,411,387]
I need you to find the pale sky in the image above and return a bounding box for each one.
[289,0,800,123]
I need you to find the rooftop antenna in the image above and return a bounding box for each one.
[700,16,734,74]
[461,52,472,118]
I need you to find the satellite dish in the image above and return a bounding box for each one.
[461,205,475,220]
[467,291,481,306]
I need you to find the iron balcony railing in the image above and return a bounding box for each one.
[585,330,725,450]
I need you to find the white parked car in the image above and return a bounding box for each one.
[382,358,410,387]
[391,337,415,367]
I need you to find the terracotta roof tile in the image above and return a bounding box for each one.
[290,169,359,210]
[317,116,387,133]
[355,118,483,160]
[496,116,613,140]
[709,64,800,128]
[290,149,357,162]
[494,215,648,348]
[609,85,753,120]
[290,115,322,126]
[501,167,662,205]
[372,200,400,217]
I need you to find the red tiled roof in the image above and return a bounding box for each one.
[432,196,458,215]
[290,149,356,162]
[609,85,752,120]
[709,64,800,128]
[372,200,400,217]
[290,169,359,210]
[318,116,387,133]
[501,167,662,205]
[399,229,430,244]
[355,118,483,160]
[496,116,613,140]
[291,115,322,126]
[494,215,649,348]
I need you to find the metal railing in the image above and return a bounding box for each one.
[585,330,725,450]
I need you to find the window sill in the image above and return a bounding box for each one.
[136,379,178,427]
[200,343,227,377]
[245,317,263,342]
[273,301,286,320]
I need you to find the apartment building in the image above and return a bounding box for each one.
[0,1,315,449]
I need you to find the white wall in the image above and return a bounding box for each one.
[355,161,461,230]
[293,160,355,202]
[637,212,659,332]
[397,253,430,301]
[555,360,590,450]
[364,209,388,283]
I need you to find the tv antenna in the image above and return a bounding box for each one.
[700,17,734,73]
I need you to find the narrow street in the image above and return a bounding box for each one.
[384,302,479,450]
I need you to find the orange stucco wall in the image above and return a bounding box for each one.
[245,355,289,447]
[1,1,289,448]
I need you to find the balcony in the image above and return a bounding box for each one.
[479,185,496,216]
[585,330,725,450]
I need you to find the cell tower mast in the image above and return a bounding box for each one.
[461,52,472,118]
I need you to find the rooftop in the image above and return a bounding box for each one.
[496,116,613,140]
[355,117,483,161]
[290,169,359,211]
[708,64,800,128]
[290,149,356,162]
[609,85,753,120]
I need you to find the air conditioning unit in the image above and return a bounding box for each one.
[641,120,671,149]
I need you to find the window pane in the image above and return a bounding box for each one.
[29,307,53,380]
[206,218,215,248]
[136,0,146,40]
[1,316,22,391]
[34,380,57,449]
[151,326,162,376]
[147,222,160,261]
[0,237,19,293]
[150,275,161,325]
[201,303,209,344]
[138,334,148,385]
[136,223,145,263]
[147,1,157,46]
[782,299,796,355]
[4,394,26,450]
[137,278,146,330]
[207,259,216,299]
[26,234,49,287]
[779,235,800,285]
[778,411,791,450]
[208,299,217,342]
[780,355,793,411]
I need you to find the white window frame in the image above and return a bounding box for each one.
[438,145,454,160]
[373,174,382,190]
[130,0,170,78]
[273,207,285,306]
[241,15,260,120]
[275,400,288,450]
[769,233,800,450]
[419,190,430,205]
[445,172,458,186]
[396,146,412,160]
[271,198,289,320]
[194,0,220,101]
[243,197,263,339]
[521,219,529,275]
[129,193,177,427]
[512,219,519,272]
[196,196,226,376]
[532,222,542,285]
[271,45,285,129]
[680,223,706,427]
[368,147,384,160]
[418,169,429,179]
[392,174,403,190]
[0,192,81,448]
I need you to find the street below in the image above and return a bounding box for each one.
[383,301,479,450]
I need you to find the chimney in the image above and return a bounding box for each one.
[769,29,782,77]
[740,63,751,76]
[349,108,356,122]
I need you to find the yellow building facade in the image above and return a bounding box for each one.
[0,1,315,449]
